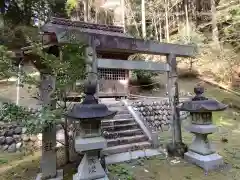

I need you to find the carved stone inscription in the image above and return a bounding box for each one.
[44,142,53,151]
[40,74,57,179]
[88,157,97,174]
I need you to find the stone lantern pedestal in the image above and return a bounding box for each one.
[73,119,108,180]
[65,81,117,180]
[179,86,228,171]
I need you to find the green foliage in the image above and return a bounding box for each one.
[15,42,85,133]
[0,102,64,134]
[221,6,240,51]
[2,0,67,26]
[0,23,40,49]
[57,44,86,92]
[109,164,135,180]
[0,45,18,80]
[171,23,206,47]
[131,70,158,90]
[178,68,199,79]
[0,30,86,134]
[24,107,63,134]
[0,103,31,123]
[0,158,8,164]
[65,0,78,15]
[30,42,86,98]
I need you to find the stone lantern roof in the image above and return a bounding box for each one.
[178,86,228,112]
[64,80,117,120]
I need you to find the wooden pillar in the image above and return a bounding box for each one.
[37,73,63,180]
[166,54,186,157]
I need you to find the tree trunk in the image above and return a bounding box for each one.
[164,0,169,42]
[141,0,146,38]
[126,0,140,37]
[121,0,126,32]
[184,0,190,44]
[76,1,81,21]
[63,91,70,164]
[153,15,159,41]
[159,17,163,42]
[211,0,220,50]
[83,0,89,22]
[95,8,99,23]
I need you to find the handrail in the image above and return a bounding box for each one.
[122,99,159,148]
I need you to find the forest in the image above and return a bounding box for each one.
[0,1,240,180]
[0,0,239,87]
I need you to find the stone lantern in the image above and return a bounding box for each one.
[65,80,117,180]
[178,86,228,171]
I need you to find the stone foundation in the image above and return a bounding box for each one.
[131,99,190,131]
[184,151,224,171]
[0,122,66,153]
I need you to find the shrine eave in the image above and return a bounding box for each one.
[41,24,197,58]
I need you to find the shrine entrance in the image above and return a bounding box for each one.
[98,68,129,98]
[18,17,196,180]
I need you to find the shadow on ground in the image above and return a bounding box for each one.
[0,77,240,179]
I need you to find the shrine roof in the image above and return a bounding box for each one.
[42,17,132,39]
[40,17,197,57]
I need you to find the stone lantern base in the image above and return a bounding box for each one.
[73,152,108,180]
[36,169,63,180]
[185,151,223,171]
[184,124,224,171]
[73,136,108,180]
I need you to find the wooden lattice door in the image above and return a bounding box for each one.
[98,68,129,98]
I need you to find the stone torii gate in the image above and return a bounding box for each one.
[22,17,196,179]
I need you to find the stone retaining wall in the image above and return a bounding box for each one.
[131,99,190,131]
[0,122,65,153]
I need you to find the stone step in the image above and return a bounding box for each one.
[103,141,152,155]
[101,123,138,132]
[114,114,132,119]
[105,149,162,164]
[107,135,148,147]
[115,110,130,115]
[101,118,135,126]
[102,128,144,139]
[108,106,128,112]
[106,103,125,108]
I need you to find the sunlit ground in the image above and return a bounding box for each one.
[108,109,240,180]
[0,78,240,180]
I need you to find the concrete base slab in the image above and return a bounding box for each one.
[184,151,223,171]
[73,174,109,180]
[96,176,109,180]
[36,169,63,180]
[105,149,162,164]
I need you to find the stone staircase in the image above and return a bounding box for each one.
[100,99,161,164]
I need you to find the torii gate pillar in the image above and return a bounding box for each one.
[166,54,188,157]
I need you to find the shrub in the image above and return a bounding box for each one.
[178,68,199,79]
[0,102,31,123]
[131,70,158,90]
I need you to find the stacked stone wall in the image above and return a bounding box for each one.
[0,122,65,153]
[131,99,190,131]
